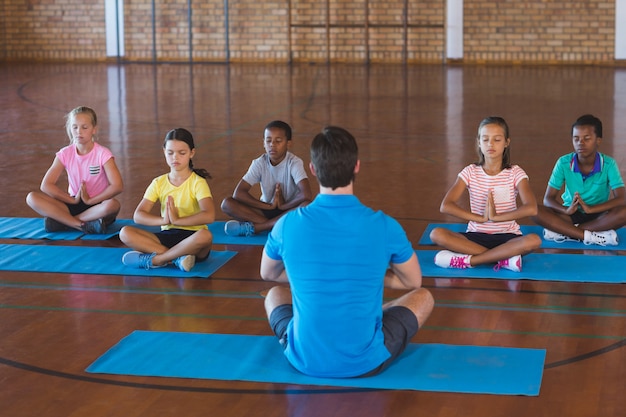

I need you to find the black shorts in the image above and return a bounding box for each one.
[155,228,209,262]
[461,232,520,249]
[268,304,293,349]
[570,211,602,225]
[268,304,419,377]
[66,200,94,216]
[261,208,285,220]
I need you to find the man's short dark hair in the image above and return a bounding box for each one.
[310,126,358,189]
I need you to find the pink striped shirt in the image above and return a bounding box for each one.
[458,164,528,234]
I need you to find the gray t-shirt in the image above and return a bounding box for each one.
[242,151,308,203]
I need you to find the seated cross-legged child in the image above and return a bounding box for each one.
[220,120,312,237]
[429,116,541,272]
[119,128,214,272]
[26,106,123,234]
[532,114,626,246]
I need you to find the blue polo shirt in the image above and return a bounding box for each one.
[264,193,415,377]
[548,152,624,208]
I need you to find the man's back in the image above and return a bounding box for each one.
[261,125,432,379]
[264,193,414,377]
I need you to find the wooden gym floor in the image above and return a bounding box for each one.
[0,62,624,417]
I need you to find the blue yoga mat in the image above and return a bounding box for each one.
[418,223,626,250]
[79,219,160,241]
[0,244,237,278]
[416,250,626,283]
[0,217,83,240]
[86,331,545,395]
[0,217,268,245]
[88,219,269,245]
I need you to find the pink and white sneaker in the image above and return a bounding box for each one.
[494,255,522,272]
[434,250,472,269]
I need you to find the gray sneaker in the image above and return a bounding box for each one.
[224,220,255,237]
[44,217,72,233]
[81,218,106,234]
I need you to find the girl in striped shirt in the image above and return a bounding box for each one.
[430,116,541,272]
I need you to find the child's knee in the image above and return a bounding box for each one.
[220,197,233,212]
[102,198,120,213]
[526,233,542,250]
[429,227,445,245]
[196,228,213,245]
[119,226,132,244]
[428,228,438,242]
[25,191,38,207]
[616,205,626,222]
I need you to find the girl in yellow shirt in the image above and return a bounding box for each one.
[120,128,214,272]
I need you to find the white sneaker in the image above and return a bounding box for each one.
[494,255,522,272]
[583,230,618,246]
[543,228,578,243]
[434,250,472,269]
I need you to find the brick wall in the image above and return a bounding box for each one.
[464,0,616,64]
[2,0,106,61]
[290,0,444,63]
[0,1,6,59]
[0,0,619,64]
[229,1,289,61]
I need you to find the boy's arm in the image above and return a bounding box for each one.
[277,178,313,211]
[543,186,578,215]
[578,186,626,214]
[232,179,273,210]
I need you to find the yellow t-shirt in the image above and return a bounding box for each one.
[143,172,212,231]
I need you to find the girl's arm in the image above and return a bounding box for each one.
[40,157,76,204]
[132,198,164,226]
[81,158,124,205]
[167,196,216,227]
[440,177,485,222]
[489,177,538,222]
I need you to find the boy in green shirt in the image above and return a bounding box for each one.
[532,114,626,245]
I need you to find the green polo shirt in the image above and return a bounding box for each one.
[548,152,624,208]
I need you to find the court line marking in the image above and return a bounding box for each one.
[0,303,623,340]
[1,280,624,317]
[0,338,623,395]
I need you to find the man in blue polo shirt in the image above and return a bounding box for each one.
[532,114,626,245]
[260,126,434,378]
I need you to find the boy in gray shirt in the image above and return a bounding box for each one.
[221,120,312,236]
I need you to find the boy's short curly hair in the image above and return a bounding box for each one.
[572,114,602,138]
